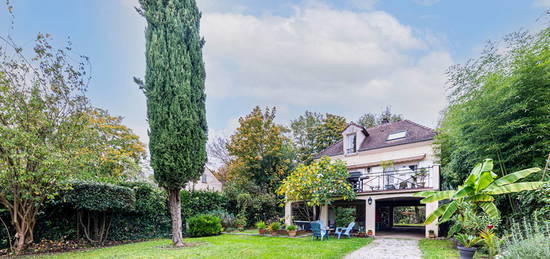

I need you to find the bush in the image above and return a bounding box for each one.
[181,190,228,222]
[255,221,266,229]
[187,214,223,237]
[286,225,297,231]
[268,222,281,231]
[63,181,135,212]
[108,182,170,241]
[334,207,355,227]
[208,209,235,229]
[498,219,550,259]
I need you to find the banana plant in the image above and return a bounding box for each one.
[414,159,547,225]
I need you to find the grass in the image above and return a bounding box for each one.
[233,228,259,234]
[393,223,424,227]
[419,239,459,259]
[30,234,372,259]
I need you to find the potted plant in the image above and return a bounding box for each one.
[367,229,373,237]
[357,231,366,238]
[455,233,482,259]
[428,230,436,239]
[235,214,247,231]
[286,225,297,237]
[255,221,266,235]
[268,222,281,236]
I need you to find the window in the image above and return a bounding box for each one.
[346,134,356,153]
[201,173,207,183]
[387,131,406,141]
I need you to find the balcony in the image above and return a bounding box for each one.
[347,166,437,193]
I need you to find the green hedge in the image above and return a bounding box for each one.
[1,183,230,249]
[187,214,223,237]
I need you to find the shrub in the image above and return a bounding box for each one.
[268,222,281,231]
[181,190,228,223]
[187,214,223,237]
[235,214,247,230]
[286,225,297,231]
[498,219,550,259]
[63,181,135,212]
[255,221,266,229]
[334,207,355,227]
[208,209,235,229]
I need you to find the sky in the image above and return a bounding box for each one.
[0,0,548,145]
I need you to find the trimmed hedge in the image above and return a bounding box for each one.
[187,214,223,237]
[1,183,230,249]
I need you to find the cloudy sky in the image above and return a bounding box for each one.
[0,0,548,144]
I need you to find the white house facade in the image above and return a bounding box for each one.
[284,120,440,238]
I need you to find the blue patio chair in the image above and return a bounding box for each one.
[335,222,355,239]
[310,221,329,240]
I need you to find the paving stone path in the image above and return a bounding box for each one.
[345,238,423,259]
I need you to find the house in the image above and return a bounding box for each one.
[186,167,223,192]
[283,120,440,238]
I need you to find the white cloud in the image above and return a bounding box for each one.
[347,0,379,10]
[533,0,550,7]
[201,5,452,127]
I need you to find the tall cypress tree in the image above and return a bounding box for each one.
[137,0,207,246]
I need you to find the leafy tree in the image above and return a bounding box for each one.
[226,106,293,193]
[290,111,323,163]
[78,109,147,182]
[278,157,356,220]
[0,33,91,254]
[312,114,347,156]
[414,159,546,225]
[436,27,549,217]
[137,0,207,247]
[356,106,403,128]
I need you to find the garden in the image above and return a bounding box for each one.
[1,1,549,259]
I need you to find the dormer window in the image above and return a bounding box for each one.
[387,131,407,141]
[346,133,357,153]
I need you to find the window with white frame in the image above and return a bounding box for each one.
[346,134,356,153]
[201,173,207,183]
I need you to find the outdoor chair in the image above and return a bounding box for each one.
[310,221,329,240]
[334,222,355,239]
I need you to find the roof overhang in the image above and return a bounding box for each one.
[347,154,426,170]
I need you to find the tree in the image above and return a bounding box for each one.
[312,114,347,156]
[436,27,549,218]
[290,111,323,163]
[78,108,147,182]
[226,106,293,193]
[0,33,91,254]
[278,157,356,220]
[356,106,403,128]
[137,0,207,247]
[414,159,546,225]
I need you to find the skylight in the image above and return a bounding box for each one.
[387,131,406,141]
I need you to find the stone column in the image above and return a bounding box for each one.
[284,201,292,226]
[365,197,376,236]
[425,201,439,237]
[320,204,329,227]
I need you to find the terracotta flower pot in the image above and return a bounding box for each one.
[259,228,265,235]
[288,230,297,237]
[457,246,477,259]
[367,230,373,237]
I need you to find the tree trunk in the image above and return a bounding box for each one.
[168,188,184,247]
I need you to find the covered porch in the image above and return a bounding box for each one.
[284,191,439,238]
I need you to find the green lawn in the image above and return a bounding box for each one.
[31,234,372,259]
[393,223,424,227]
[419,239,459,259]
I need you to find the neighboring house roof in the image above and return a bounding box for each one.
[315,120,436,158]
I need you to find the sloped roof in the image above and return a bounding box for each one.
[315,120,436,158]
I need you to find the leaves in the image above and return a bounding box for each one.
[419,190,456,204]
[479,202,500,220]
[483,182,546,195]
[491,167,540,186]
[278,157,356,207]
